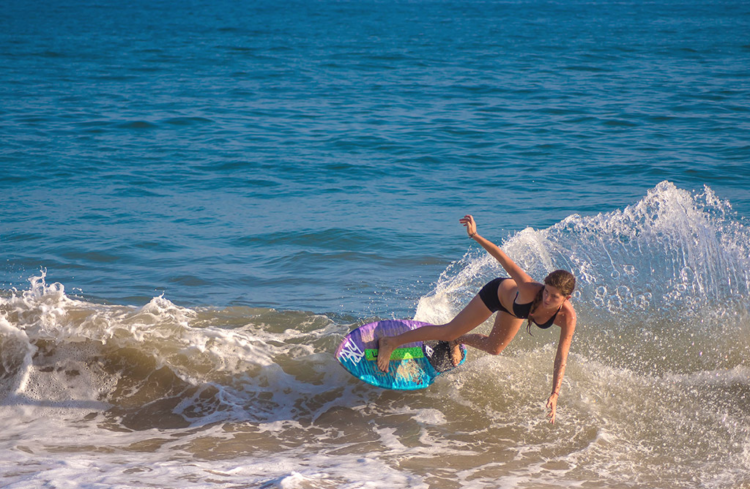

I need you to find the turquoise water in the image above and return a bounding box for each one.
[1,1,749,487]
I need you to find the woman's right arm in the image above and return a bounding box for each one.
[460,215,535,285]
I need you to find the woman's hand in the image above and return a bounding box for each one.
[460,215,477,238]
[546,393,559,424]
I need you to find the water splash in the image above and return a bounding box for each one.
[416,182,750,373]
[547,182,749,318]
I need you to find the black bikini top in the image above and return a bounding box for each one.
[512,293,561,329]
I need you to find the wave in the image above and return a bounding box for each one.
[0,273,352,429]
[416,181,750,373]
[1,181,749,422]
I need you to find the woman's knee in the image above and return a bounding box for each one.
[487,342,508,356]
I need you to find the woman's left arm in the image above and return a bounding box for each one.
[546,304,576,424]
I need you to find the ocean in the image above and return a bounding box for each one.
[1,0,749,487]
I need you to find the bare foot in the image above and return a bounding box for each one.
[449,340,463,367]
[377,337,397,372]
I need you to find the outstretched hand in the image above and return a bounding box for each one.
[546,393,558,424]
[460,215,477,237]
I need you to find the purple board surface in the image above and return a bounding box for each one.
[335,320,467,390]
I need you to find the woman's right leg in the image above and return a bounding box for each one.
[377,295,492,372]
[455,311,524,356]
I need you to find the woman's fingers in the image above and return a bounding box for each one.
[460,215,477,238]
[546,396,557,424]
[459,215,475,227]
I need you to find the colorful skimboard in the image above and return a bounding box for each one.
[335,320,467,390]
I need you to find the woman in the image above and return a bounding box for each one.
[377,215,577,423]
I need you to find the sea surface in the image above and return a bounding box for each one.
[1,0,749,487]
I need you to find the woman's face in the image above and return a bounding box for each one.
[543,284,569,308]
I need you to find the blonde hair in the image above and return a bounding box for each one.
[526,270,576,334]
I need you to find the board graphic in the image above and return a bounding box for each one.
[335,319,467,390]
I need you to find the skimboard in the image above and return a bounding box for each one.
[335,319,467,390]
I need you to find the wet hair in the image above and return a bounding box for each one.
[526,270,576,334]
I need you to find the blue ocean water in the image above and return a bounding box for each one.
[1,1,749,487]
[2,0,749,316]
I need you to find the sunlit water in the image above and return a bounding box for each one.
[1,0,749,487]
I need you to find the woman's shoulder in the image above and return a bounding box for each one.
[558,300,577,323]
[514,281,544,302]
[518,281,544,292]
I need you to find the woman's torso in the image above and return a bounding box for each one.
[497,279,563,328]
